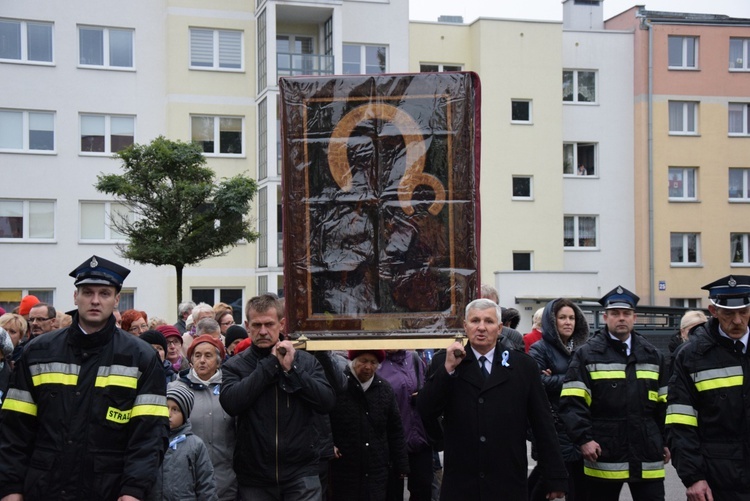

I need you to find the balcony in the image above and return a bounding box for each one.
[277,52,334,78]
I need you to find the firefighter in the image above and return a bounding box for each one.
[559,286,669,501]
[0,255,169,501]
[667,275,750,501]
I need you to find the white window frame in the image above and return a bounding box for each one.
[0,109,55,153]
[729,168,750,201]
[669,101,698,135]
[511,176,533,200]
[511,99,532,124]
[78,25,134,70]
[668,167,698,201]
[118,289,135,311]
[342,43,387,75]
[670,298,701,308]
[79,201,134,243]
[419,63,463,72]
[670,232,701,266]
[0,289,55,313]
[0,199,55,241]
[564,215,599,250]
[729,103,750,136]
[668,35,698,70]
[730,38,750,71]
[189,28,243,71]
[562,69,597,104]
[0,19,54,64]
[190,115,245,157]
[79,114,135,155]
[731,233,750,266]
[563,142,598,176]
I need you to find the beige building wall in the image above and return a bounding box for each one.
[410,19,564,285]
[164,1,258,312]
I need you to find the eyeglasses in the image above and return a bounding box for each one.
[28,317,54,323]
[129,324,149,333]
[220,320,235,327]
[167,339,182,346]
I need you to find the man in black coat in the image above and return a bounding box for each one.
[417,298,567,500]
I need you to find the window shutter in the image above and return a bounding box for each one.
[191,29,213,67]
[219,30,241,69]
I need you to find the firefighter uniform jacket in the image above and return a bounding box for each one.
[0,314,169,500]
[559,329,668,482]
[666,318,750,496]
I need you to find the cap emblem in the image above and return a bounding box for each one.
[90,257,98,268]
[729,277,737,287]
[616,286,624,294]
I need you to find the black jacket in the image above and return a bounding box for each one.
[0,314,169,500]
[220,344,336,487]
[667,318,750,493]
[418,342,567,500]
[329,366,409,501]
[529,299,589,461]
[559,328,668,482]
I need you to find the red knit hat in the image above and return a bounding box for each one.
[156,324,182,343]
[19,295,40,316]
[187,334,226,361]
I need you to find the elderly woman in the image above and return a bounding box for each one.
[169,334,237,501]
[329,349,409,501]
[120,309,148,336]
[529,298,590,501]
[0,313,27,347]
[157,325,190,373]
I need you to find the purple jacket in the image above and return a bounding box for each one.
[377,350,431,453]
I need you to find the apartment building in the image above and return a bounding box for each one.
[607,7,750,306]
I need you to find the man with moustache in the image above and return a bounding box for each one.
[559,286,669,501]
[667,275,750,500]
[0,255,168,501]
[417,298,567,500]
[220,294,336,501]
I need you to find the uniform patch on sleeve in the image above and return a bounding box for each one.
[106,406,132,424]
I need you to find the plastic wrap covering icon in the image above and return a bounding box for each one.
[280,73,481,340]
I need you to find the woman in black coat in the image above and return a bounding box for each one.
[329,350,409,501]
[529,298,590,501]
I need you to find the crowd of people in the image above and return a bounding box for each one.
[0,256,750,501]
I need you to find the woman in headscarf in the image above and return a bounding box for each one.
[529,298,590,501]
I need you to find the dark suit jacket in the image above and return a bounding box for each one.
[418,342,567,500]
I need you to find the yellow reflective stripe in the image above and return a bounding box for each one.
[642,461,665,479]
[561,381,592,406]
[648,390,658,401]
[636,370,659,380]
[31,373,78,386]
[695,375,743,392]
[130,393,168,419]
[590,370,626,380]
[666,404,698,427]
[584,461,629,480]
[658,386,669,402]
[2,390,38,416]
[95,374,138,389]
[131,404,169,418]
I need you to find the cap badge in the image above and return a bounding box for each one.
[616,286,624,294]
[729,277,737,287]
[90,257,98,268]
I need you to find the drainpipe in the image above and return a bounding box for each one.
[638,12,655,305]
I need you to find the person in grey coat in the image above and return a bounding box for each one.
[150,385,218,501]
